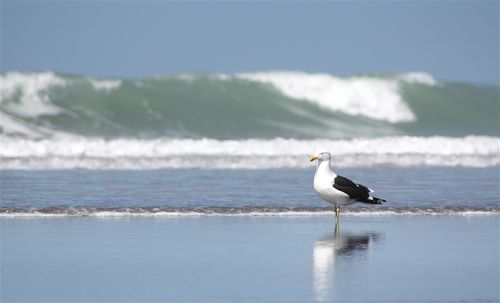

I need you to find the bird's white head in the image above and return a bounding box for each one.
[309,149,331,162]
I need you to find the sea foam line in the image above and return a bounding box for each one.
[3,136,496,158]
[1,207,498,218]
[1,136,498,169]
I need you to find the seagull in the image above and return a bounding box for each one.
[310,150,385,224]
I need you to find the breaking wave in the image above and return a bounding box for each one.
[1,71,498,169]
[236,71,427,122]
[1,136,498,169]
[1,71,498,139]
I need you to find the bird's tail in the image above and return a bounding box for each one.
[360,196,386,204]
[372,196,386,204]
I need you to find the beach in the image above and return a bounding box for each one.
[2,2,499,302]
[1,29,499,303]
[1,168,498,302]
[1,215,498,302]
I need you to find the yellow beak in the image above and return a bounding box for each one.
[309,155,318,162]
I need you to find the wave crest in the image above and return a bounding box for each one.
[0,72,66,118]
[237,71,430,123]
[1,71,498,139]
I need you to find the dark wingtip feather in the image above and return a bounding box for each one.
[359,196,385,205]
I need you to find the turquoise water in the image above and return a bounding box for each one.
[1,72,498,139]
[2,71,498,170]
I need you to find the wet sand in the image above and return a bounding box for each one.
[1,215,498,302]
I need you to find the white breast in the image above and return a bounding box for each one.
[313,160,350,205]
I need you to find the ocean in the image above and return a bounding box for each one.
[0,167,499,217]
[1,71,499,302]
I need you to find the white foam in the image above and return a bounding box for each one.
[0,113,43,137]
[0,136,498,169]
[236,71,434,123]
[0,209,498,219]
[398,72,437,85]
[87,78,122,91]
[0,72,66,118]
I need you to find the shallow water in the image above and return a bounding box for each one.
[1,167,499,302]
[1,167,499,216]
[1,216,498,302]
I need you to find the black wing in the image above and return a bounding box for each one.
[333,175,382,203]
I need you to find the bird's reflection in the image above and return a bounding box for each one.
[313,226,382,302]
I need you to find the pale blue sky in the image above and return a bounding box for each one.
[1,1,499,83]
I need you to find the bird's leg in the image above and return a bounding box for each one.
[335,206,340,223]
